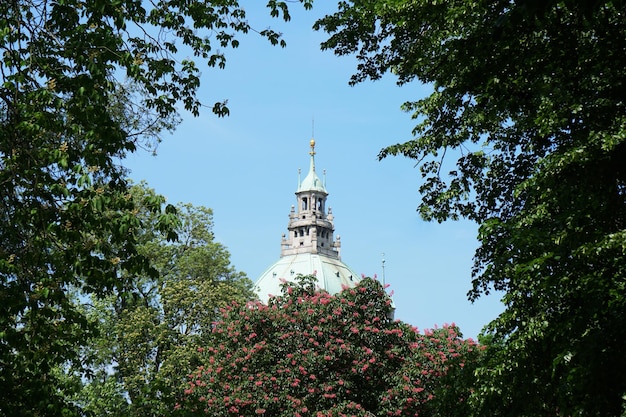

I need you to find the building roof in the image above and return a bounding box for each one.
[254,252,361,304]
[297,139,327,194]
[253,139,362,303]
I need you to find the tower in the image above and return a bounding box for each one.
[254,139,361,303]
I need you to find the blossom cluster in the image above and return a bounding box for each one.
[179,275,480,416]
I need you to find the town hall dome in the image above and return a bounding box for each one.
[254,139,361,303]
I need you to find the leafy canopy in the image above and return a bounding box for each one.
[70,183,255,417]
[315,1,626,415]
[0,1,310,415]
[181,275,481,417]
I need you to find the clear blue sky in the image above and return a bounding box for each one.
[124,3,503,339]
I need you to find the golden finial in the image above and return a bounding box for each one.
[309,139,316,155]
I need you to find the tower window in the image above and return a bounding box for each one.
[302,197,308,210]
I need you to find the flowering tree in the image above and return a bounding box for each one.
[180,275,481,416]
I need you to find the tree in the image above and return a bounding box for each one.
[0,1,311,415]
[180,275,480,417]
[315,1,626,415]
[70,183,254,417]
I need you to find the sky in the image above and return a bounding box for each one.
[124,2,504,339]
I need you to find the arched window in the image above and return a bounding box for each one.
[302,197,308,211]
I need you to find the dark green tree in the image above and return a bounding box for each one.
[71,183,254,417]
[315,1,626,416]
[0,1,310,415]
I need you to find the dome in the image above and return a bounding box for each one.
[254,253,361,303]
[298,170,326,193]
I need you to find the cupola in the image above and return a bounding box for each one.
[254,139,361,303]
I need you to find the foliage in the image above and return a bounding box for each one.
[181,275,480,416]
[0,1,311,415]
[315,1,626,415]
[67,183,255,416]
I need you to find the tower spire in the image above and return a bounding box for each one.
[309,138,316,173]
[282,139,336,258]
[382,253,386,287]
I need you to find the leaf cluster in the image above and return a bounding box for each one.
[69,183,255,417]
[315,1,626,415]
[1,1,312,414]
